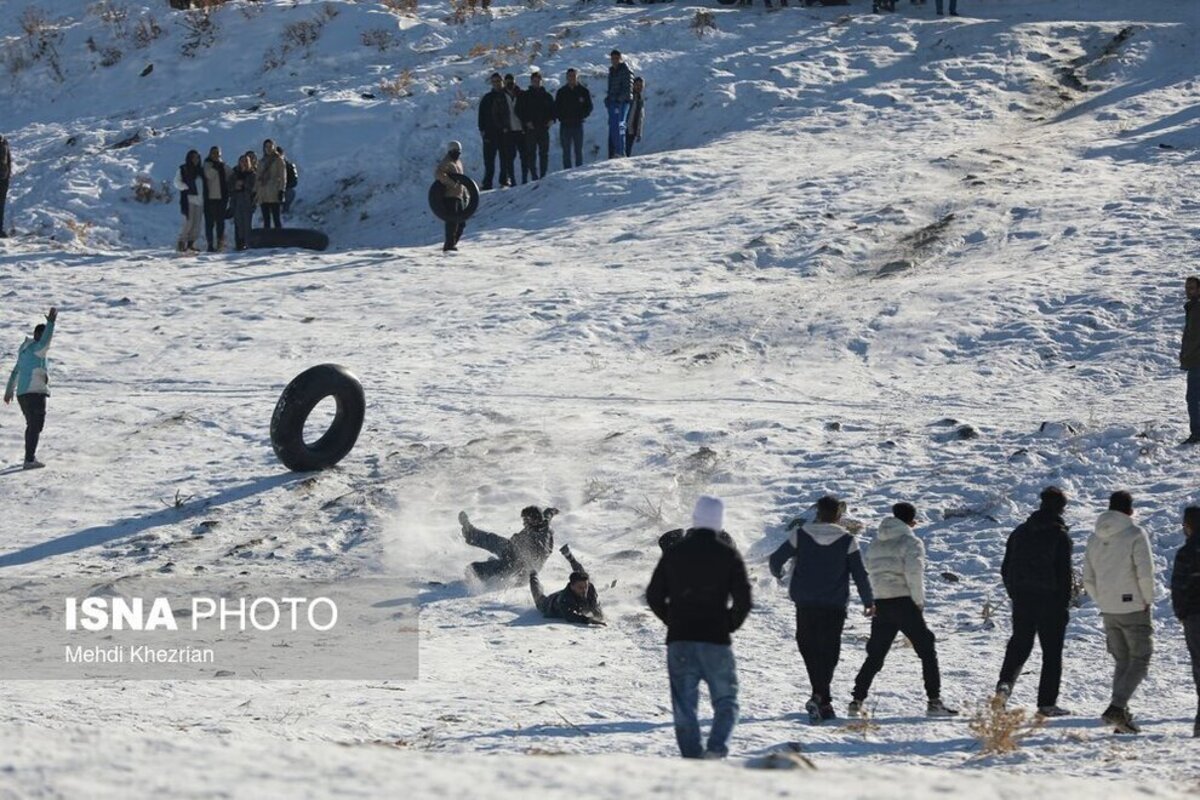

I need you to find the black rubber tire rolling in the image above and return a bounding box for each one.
[271,364,365,472]
[247,228,331,252]
[428,174,481,223]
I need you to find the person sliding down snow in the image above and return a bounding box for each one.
[529,544,605,625]
[460,505,557,585]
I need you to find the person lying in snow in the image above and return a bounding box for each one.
[459,505,557,585]
[529,544,605,625]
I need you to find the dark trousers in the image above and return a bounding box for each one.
[465,526,516,582]
[283,187,296,215]
[560,125,583,169]
[528,127,550,179]
[934,0,957,12]
[17,393,46,463]
[0,178,8,233]
[517,131,534,183]
[260,203,282,230]
[442,198,465,250]
[1188,368,1200,438]
[530,573,549,613]
[481,135,500,189]
[625,133,638,157]
[998,595,1068,708]
[795,606,847,704]
[853,597,941,701]
[203,199,226,250]
[501,131,521,186]
[232,198,253,250]
[1186,616,1200,711]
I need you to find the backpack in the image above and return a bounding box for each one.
[285,160,298,189]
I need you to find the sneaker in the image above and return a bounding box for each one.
[819,703,837,722]
[927,698,960,718]
[992,682,1011,708]
[847,699,863,718]
[1101,705,1124,726]
[805,698,821,725]
[1182,436,1200,446]
[22,460,44,470]
[1113,708,1140,734]
[1037,705,1072,718]
[702,751,725,760]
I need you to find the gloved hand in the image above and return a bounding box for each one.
[559,544,572,556]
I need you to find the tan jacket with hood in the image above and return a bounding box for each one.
[255,152,287,205]
[435,155,468,202]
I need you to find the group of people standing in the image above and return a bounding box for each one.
[172,138,298,253]
[475,50,647,190]
[647,489,1200,759]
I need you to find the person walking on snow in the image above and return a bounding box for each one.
[1171,506,1200,738]
[4,306,57,469]
[647,495,752,759]
[554,68,593,170]
[850,503,958,718]
[255,139,286,230]
[1084,491,1157,734]
[173,149,203,253]
[529,544,605,625]
[1180,276,1200,445]
[604,50,634,159]
[434,141,468,253]
[0,133,11,237]
[624,76,646,157]
[995,486,1074,716]
[459,506,558,586]
[769,494,875,724]
[201,146,230,253]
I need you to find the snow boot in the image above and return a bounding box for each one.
[1112,708,1140,734]
[927,698,960,718]
[22,460,44,470]
[1101,705,1124,726]
[992,682,1011,709]
[1037,705,1072,718]
[847,699,863,718]
[805,698,821,725]
[819,702,837,722]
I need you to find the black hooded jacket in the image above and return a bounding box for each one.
[646,528,752,645]
[1001,509,1073,607]
[1171,535,1200,619]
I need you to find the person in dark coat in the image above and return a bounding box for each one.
[994,486,1074,716]
[530,544,605,625]
[501,74,528,185]
[554,68,593,169]
[1172,506,1200,738]
[0,133,11,237]
[624,77,645,157]
[200,146,230,253]
[604,50,634,159]
[477,73,509,190]
[1181,276,1200,445]
[460,506,558,585]
[647,495,752,759]
[229,153,257,252]
[516,71,556,181]
[172,149,203,253]
[769,495,874,724]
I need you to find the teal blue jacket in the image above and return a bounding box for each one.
[6,320,55,397]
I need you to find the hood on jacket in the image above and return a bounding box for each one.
[804,522,852,546]
[1094,509,1136,540]
[876,517,911,542]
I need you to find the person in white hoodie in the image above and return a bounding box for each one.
[1084,490,1156,734]
[849,503,958,718]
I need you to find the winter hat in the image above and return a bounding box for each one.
[447,140,462,153]
[692,495,725,533]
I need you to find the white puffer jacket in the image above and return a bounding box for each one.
[864,517,926,607]
[1084,510,1156,614]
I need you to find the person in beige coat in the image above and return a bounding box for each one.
[255,139,286,230]
[435,140,468,252]
[849,502,957,718]
[1084,490,1157,733]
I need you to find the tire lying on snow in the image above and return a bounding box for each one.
[271,364,365,472]
[427,174,481,223]
[247,228,331,251]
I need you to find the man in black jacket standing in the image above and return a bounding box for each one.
[477,73,508,190]
[516,71,556,181]
[995,486,1074,716]
[555,68,593,169]
[1172,506,1200,737]
[1181,276,1200,445]
[0,133,10,237]
[646,495,752,759]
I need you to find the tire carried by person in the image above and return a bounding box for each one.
[427,174,481,223]
[270,364,365,472]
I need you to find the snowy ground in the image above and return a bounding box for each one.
[1,0,1200,796]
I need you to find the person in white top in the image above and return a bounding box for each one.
[1084,490,1157,734]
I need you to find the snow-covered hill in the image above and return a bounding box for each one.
[1,0,1199,796]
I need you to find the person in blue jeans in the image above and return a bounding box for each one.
[1181,277,1200,445]
[604,50,634,159]
[647,495,752,759]
[935,0,958,15]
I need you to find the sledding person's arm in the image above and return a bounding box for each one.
[646,558,670,624]
[560,544,585,574]
[728,553,752,633]
[768,537,796,580]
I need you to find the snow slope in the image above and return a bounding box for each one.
[1,0,1200,796]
